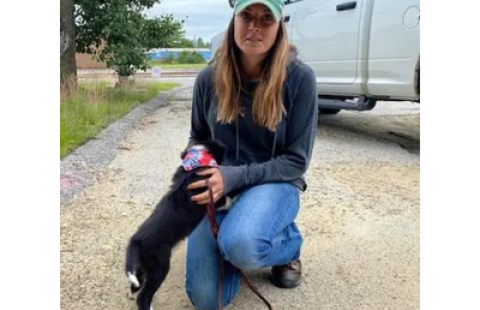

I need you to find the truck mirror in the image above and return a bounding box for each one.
[229,0,235,8]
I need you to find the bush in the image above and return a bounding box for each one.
[176,51,206,64]
[163,52,176,64]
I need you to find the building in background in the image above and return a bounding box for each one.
[146,48,211,61]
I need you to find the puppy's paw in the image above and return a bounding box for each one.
[126,290,136,301]
[217,195,238,211]
[127,272,140,288]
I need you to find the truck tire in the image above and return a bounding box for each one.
[319,108,341,115]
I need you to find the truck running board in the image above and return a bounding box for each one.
[318,96,377,111]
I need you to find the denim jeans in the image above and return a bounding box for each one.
[185,183,303,310]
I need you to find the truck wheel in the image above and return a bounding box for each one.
[319,108,341,115]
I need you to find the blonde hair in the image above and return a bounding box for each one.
[213,18,291,131]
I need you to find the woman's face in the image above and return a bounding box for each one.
[234,3,280,57]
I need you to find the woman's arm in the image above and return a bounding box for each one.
[188,69,212,146]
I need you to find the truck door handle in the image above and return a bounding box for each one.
[283,15,290,22]
[336,1,357,11]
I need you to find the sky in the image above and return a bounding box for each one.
[146,0,234,43]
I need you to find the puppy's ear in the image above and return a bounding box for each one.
[180,149,188,160]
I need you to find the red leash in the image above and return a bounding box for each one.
[205,179,273,310]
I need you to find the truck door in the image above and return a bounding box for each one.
[282,0,297,35]
[289,0,363,87]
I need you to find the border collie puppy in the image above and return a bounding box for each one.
[125,140,226,310]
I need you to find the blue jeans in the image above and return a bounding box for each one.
[185,183,303,310]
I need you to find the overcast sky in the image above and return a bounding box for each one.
[146,0,234,43]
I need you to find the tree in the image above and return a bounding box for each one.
[76,0,187,80]
[75,0,163,80]
[142,14,185,49]
[196,37,206,48]
[60,0,77,92]
[188,37,209,48]
[171,37,194,48]
[60,0,189,89]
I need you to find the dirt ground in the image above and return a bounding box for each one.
[60,87,420,310]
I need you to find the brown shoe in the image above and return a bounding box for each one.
[270,260,302,288]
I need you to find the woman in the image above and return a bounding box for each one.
[185,0,318,309]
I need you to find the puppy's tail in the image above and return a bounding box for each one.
[125,240,141,288]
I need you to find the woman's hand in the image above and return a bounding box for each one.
[187,168,225,205]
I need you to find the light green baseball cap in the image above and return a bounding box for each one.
[234,0,285,22]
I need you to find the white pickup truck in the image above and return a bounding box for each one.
[211,0,420,113]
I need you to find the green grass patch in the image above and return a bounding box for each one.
[147,61,207,70]
[60,82,179,158]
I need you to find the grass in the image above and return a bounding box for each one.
[60,82,179,158]
[147,60,207,70]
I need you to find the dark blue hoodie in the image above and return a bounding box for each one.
[189,57,318,195]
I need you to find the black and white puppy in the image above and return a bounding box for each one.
[125,140,227,310]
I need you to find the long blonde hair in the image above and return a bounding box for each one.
[213,18,291,131]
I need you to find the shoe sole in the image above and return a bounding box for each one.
[269,274,302,289]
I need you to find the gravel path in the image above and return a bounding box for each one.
[60,85,420,310]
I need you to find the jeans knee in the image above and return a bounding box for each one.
[218,231,272,270]
[187,283,219,310]
[187,283,237,310]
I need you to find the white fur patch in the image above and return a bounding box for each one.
[127,272,140,288]
[217,195,238,211]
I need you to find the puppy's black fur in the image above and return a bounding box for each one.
[125,140,226,310]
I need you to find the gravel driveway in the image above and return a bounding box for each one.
[60,84,420,310]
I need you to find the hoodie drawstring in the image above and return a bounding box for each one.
[235,118,240,161]
[271,131,277,159]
